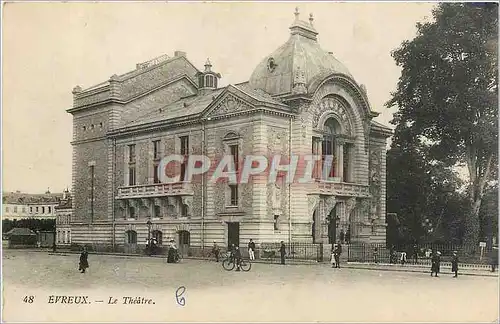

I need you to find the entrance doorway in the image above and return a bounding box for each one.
[327,205,338,244]
[177,230,190,256]
[227,222,240,249]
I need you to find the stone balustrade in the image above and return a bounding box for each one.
[116,182,193,199]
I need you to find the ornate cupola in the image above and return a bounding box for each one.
[197,58,221,91]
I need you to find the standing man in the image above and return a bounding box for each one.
[431,250,441,277]
[339,230,345,244]
[78,246,89,273]
[280,241,286,265]
[491,246,498,272]
[334,241,342,268]
[451,251,459,278]
[234,246,242,271]
[248,239,256,261]
[413,243,419,264]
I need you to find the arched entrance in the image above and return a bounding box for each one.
[327,204,339,244]
[177,230,190,256]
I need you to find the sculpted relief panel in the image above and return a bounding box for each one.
[312,97,353,136]
[209,94,253,118]
[369,148,382,220]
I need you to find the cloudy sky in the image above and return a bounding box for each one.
[2,2,435,193]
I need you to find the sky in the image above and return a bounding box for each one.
[2,2,435,194]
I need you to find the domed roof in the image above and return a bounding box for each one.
[249,9,353,96]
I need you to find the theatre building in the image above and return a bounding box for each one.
[67,9,391,253]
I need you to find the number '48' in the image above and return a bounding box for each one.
[23,296,34,303]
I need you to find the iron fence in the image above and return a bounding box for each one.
[347,242,496,265]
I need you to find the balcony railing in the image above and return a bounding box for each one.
[116,182,193,199]
[315,181,370,197]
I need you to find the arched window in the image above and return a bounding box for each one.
[198,75,205,88]
[322,118,340,178]
[125,230,137,244]
[152,230,163,245]
[205,75,214,88]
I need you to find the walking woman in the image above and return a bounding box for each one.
[79,247,89,273]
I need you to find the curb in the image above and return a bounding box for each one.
[342,265,498,277]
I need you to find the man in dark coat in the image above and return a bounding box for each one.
[451,251,459,278]
[491,246,498,272]
[431,251,441,277]
[334,241,342,268]
[234,246,242,271]
[248,239,256,261]
[339,230,345,244]
[78,247,89,273]
[280,241,286,265]
[212,241,220,262]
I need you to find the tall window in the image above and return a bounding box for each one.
[154,205,161,218]
[129,166,136,185]
[129,206,136,219]
[180,136,189,181]
[129,144,136,163]
[48,206,51,214]
[153,164,160,184]
[230,144,239,171]
[205,75,214,88]
[322,119,338,179]
[153,140,161,160]
[229,185,238,206]
[13,206,17,213]
[152,230,163,245]
[274,215,280,231]
[180,204,188,217]
[42,206,45,214]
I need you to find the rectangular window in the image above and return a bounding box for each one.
[129,207,136,219]
[13,206,17,213]
[36,207,39,213]
[30,207,33,213]
[42,206,45,214]
[229,185,238,206]
[274,215,280,231]
[48,206,52,214]
[180,136,189,155]
[230,144,239,171]
[129,144,136,163]
[129,166,136,186]
[154,205,161,218]
[153,164,160,183]
[180,204,188,217]
[180,163,186,182]
[153,140,161,160]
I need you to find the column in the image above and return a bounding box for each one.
[337,142,344,181]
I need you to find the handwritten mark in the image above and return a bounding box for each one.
[175,286,186,306]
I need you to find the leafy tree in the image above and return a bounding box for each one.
[387,3,498,247]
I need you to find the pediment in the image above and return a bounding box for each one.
[203,91,255,119]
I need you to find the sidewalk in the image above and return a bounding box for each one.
[21,249,499,277]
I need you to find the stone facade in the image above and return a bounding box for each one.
[67,10,391,252]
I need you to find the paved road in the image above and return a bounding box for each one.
[3,250,498,322]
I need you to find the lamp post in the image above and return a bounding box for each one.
[146,220,152,256]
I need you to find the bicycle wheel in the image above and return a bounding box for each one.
[240,259,252,272]
[222,258,235,271]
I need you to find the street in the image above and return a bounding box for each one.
[2,250,498,322]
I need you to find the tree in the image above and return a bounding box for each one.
[387,3,498,247]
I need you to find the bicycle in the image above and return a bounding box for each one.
[222,255,251,272]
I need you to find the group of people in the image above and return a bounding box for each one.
[211,239,287,266]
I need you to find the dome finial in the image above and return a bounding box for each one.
[309,13,314,25]
[294,7,300,20]
[204,58,212,72]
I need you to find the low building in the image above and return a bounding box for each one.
[55,189,72,246]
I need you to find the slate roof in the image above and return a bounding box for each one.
[121,83,285,129]
[3,192,63,205]
[5,228,36,236]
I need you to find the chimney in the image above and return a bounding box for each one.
[174,51,187,57]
